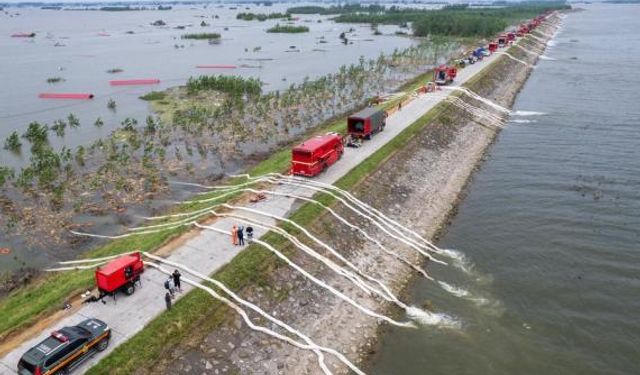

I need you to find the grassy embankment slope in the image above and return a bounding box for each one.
[0,3,559,368]
[89,37,543,373]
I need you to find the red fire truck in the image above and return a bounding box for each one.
[96,252,144,299]
[434,65,457,85]
[497,34,508,47]
[290,133,344,177]
[488,42,498,53]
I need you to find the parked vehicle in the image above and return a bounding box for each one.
[497,34,508,47]
[17,319,111,375]
[488,42,498,53]
[433,65,458,85]
[347,107,386,140]
[95,252,144,299]
[290,133,344,177]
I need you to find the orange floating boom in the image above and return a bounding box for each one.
[39,93,94,99]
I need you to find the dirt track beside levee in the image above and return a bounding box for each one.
[154,17,563,375]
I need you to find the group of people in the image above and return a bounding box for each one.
[231,225,253,246]
[164,269,182,310]
[163,224,256,310]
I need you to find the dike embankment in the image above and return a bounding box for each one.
[153,15,564,375]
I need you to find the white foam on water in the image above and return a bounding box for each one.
[547,40,557,47]
[438,281,470,298]
[406,306,461,329]
[512,110,547,116]
[539,55,556,61]
[509,119,535,124]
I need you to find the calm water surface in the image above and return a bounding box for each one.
[371,5,640,375]
[0,3,413,167]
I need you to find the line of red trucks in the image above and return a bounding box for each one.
[291,11,552,178]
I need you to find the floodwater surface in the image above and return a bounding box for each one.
[0,3,413,167]
[370,4,640,375]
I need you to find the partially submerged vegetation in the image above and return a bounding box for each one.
[0,38,463,342]
[321,2,569,37]
[266,24,309,33]
[181,32,221,40]
[186,75,263,98]
[139,91,167,101]
[46,77,64,84]
[236,12,290,21]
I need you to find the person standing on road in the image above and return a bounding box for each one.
[231,225,238,246]
[246,226,253,242]
[165,277,175,298]
[165,292,172,310]
[173,270,182,292]
[237,225,245,246]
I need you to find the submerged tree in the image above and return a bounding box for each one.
[4,131,22,152]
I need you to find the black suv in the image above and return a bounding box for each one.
[17,318,111,375]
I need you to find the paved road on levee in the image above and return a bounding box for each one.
[1,52,502,374]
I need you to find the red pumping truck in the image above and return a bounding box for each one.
[291,133,344,177]
[347,107,386,140]
[434,65,457,85]
[96,252,144,300]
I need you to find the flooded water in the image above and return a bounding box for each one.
[370,5,640,375]
[0,3,419,272]
[0,3,413,168]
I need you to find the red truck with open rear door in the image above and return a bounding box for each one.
[347,107,386,140]
[291,133,344,177]
[434,65,458,85]
[96,252,144,300]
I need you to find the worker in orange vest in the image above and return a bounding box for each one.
[231,225,238,246]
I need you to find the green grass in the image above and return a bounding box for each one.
[139,91,167,101]
[0,31,488,365]
[0,32,464,343]
[88,71,453,372]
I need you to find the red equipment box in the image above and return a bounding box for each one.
[291,133,344,177]
[96,252,144,296]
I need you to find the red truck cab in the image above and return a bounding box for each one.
[291,133,344,177]
[488,42,498,53]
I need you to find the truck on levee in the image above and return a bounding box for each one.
[347,107,386,140]
[290,133,344,177]
[434,65,458,85]
[95,252,144,300]
[497,34,508,47]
